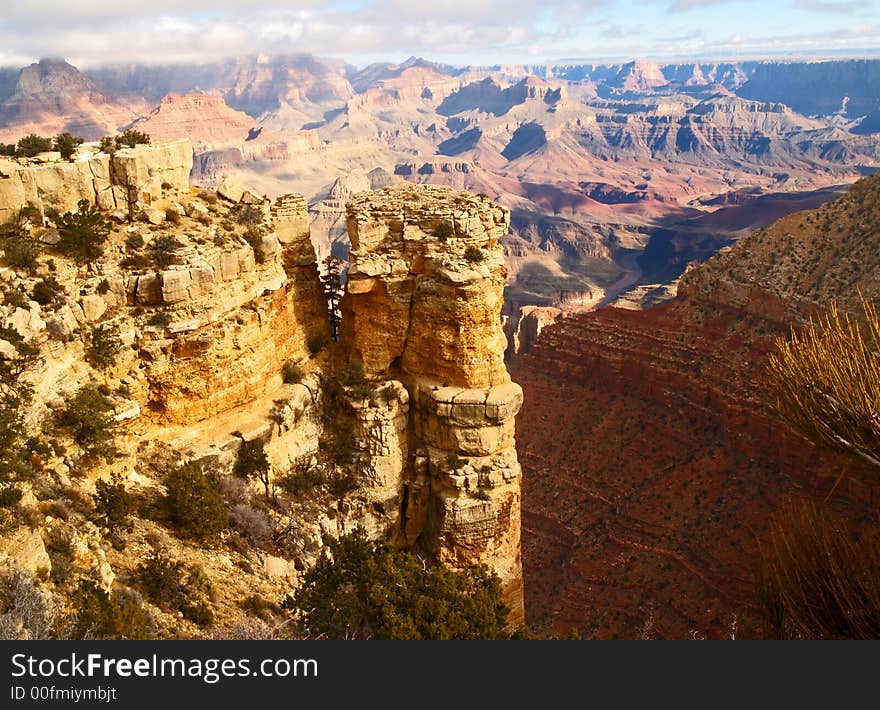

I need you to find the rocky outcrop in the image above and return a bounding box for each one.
[340,184,524,623]
[506,305,563,356]
[141,193,328,423]
[0,139,193,222]
[513,178,880,639]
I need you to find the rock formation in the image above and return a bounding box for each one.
[513,175,880,639]
[0,138,193,222]
[341,184,524,622]
[139,194,327,424]
[0,152,525,636]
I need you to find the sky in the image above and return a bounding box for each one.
[0,0,878,68]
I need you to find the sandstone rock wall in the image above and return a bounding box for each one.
[141,194,328,424]
[0,139,193,222]
[340,185,524,623]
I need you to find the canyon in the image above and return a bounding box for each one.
[0,142,523,634]
[1,52,879,639]
[514,173,880,638]
[0,56,877,324]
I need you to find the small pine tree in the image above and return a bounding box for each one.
[56,199,111,263]
[53,133,84,161]
[319,254,345,341]
[59,386,117,462]
[233,439,272,500]
[165,461,228,539]
[85,324,122,370]
[93,472,133,534]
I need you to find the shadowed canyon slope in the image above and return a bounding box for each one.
[0,56,878,316]
[513,174,880,639]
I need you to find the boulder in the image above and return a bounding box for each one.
[0,338,17,359]
[38,228,61,246]
[141,208,166,225]
[185,201,210,217]
[4,306,45,339]
[0,527,51,577]
[217,176,246,203]
[79,294,107,322]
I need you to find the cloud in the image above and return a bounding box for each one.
[0,2,612,66]
[0,1,876,67]
[665,0,750,12]
[794,0,871,13]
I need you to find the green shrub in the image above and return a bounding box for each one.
[289,529,510,639]
[2,287,28,309]
[31,277,62,306]
[53,133,83,161]
[282,361,303,384]
[86,324,122,370]
[115,130,150,149]
[15,134,53,158]
[69,579,117,639]
[56,199,111,263]
[125,233,144,251]
[146,311,171,328]
[464,245,485,264]
[150,235,182,268]
[0,486,23,507]
[435,222,453,243]
[59,386,116,462]
[93,473,133,534]
[136,548,213,627]
[164,207,181,225]
[3,236,38,271]
[165,461,228,539]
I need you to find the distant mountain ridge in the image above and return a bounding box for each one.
[1,55,876,317]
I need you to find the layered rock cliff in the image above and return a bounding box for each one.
[340,185,524,622]
[0,139,192,223]
[0,151,524,636]
[513,175,880,639]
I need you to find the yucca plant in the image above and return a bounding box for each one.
[766,295,880,470]
[757,499,880,639]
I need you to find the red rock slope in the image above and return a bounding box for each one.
[514,174,880,639]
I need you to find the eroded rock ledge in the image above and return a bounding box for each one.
[341,184,524,623]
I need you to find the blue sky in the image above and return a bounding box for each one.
[0,0,877,67]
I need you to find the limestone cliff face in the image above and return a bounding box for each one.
[140,194,328,424]
[0,139,193,222]
[0,148,525,635]
[340,184,524,623]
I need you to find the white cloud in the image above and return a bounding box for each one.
[0,1,876,67]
